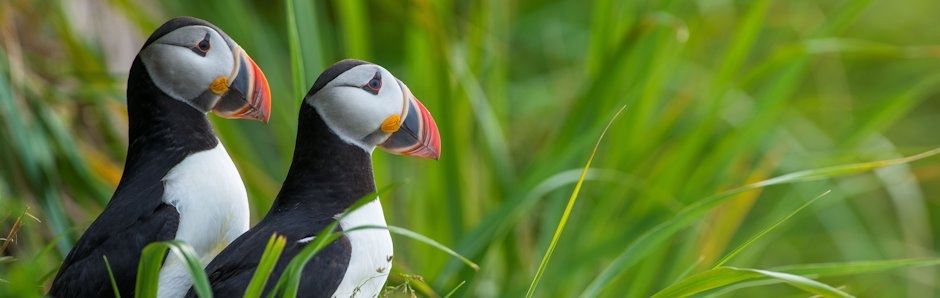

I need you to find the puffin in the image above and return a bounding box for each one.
[189,59,440,297]
[49,17,271,298]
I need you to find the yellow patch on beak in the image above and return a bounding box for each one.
[380,114,402,133]
[210,76,229,95]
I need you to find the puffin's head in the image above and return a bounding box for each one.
[137,16,271,122]
[304,59,441,159]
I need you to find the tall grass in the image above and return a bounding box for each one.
[3,0,940,297]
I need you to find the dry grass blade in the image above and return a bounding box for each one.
[1,207,37,252]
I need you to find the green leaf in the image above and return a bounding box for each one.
[655,258,940,297]
[443,280,466,298]
[526,105,626,297]
[348,225,479,271]
[771,258,940,278]
[713,190,831,268]
[651,267,853,298]
[103,256,121,298]
[135,240,212,298]
[582,147,940,296]
[244,234,288,298]
[267,186,475,297]
[268,189,386,297]
[285,0,306,101]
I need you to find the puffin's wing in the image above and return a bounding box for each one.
[50,182,179,297]
[196,228,273,297]
[293,234,352,297]
[192,221,351,297]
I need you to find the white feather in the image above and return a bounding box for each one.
[156,143,250,298]
[332,198,394,298]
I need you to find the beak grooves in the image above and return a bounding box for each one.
[380,95,441,160]
[211,49,271,122]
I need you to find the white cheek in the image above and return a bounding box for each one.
[314,87,395,141]
[141,45,199,101]
[139,42,233,102]
[308,65,408,149]
[378,82,406,118]
[205,33,236,81]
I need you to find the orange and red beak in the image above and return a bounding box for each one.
[379,83,441,160]
[212,49,271,122]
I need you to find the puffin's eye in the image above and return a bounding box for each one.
[362,72,382,95]
[191,33,211,57]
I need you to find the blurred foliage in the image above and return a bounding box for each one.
[3,0,940,296]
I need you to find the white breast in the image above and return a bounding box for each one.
[331,198,393,298]
[156,143,250,298]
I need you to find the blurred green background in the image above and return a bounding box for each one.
[3,0,940,296]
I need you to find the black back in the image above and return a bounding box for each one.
[191,102,377,297]
[49,22,220,297]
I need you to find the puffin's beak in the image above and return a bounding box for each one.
[212,49,271,122]
[379,83,441,160]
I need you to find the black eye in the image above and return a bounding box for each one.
[362,72,382,95]
[191,33,211,57]
[198,39,210,51]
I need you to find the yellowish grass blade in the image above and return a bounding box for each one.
[244,234,288,298]
[526,105,627,297]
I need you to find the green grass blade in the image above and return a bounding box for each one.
[135,240,212,298]
[269,188,389,296]
[435,168,623,285]
[334,0,370,59]
[749,147,940,188]
[135,245,167,298]
[582,147,940,297]
[449,55,516,186]
[843,73,940,148]
[270,229,341,298]
[811,0,874,36]
[651,267,853,298]
[713,190,831,268]
[526,105,626,297]
[656,258,940,297]
[771,258,940,277]
[285,0,306,101]
[244,234,288,298]
[745,268,853,298]
[660,0,770,194]
[346,225,479,271]
[103,256,121,298]
[268,191,475,297]
[443,280,466,298]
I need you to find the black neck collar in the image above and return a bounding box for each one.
[113,57,218,195]
[270,103,376,218]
